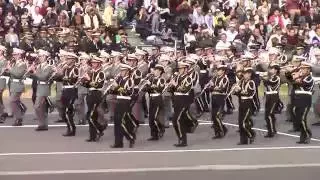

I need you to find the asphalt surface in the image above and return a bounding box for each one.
[0,96,320,180]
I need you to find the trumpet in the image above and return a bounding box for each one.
[226,80,242,98]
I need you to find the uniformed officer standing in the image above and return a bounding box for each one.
[209,64,229,139]
[0,45,8,123]
[144,64,166,141]
[109,64,138,148]
[169,62,198,147]
[234,67,256,145]
[6,48,28,126]
[82,55,107,142]
[55,52,79,136]
[291,62,314,144]
[32,49,54,131]
[75,53,90,125]
[261,63,281,137]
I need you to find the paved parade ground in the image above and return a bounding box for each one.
[1,98,320,180]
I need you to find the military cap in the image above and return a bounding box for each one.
[299,61,312,69]
[296,43,305,50]
[111,51,123,57]
[177,62,190,69]
[12,48,25,55]
[268,47,280,55]
[135,49,147,56]
[215,44,230,51]
[159,54,171,62]
[92,32,101,37]
[99,50,110,59]
[243,67,254,73]
[0,45,7,51]
[292,55,306,62]
[127,53,138,60]
[217,64,228,70]
[79,52,91,60]
[269,63,280,70]
[38,49,51,56]
[119,63,133,71]
[66,52,78,59]
[195,47,203,51]
[241,51,255,60]
[90,55,104,63]
[154,64,165,72]
[184,57,197,65]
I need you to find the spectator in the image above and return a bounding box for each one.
[311,0,320,14]
[38,0,49,16]
[56,0,68,14]
[151,10,160,34]
[257,0,270,23]
[306,8,320,27]
[0,7,5,37]
[215,33,231,50]
[31,6,43,27]
[192,6,204,26]
[184,25,196,49]
[281,12,291,29]
[116,2,127,25]
[286,0,300,20]
[266,26,282,49]
[4,10,18,29]
[226,22,238,42]
[204,10,214,33]
[24,0,35,16]
[57,10,70,27]
[71,8,84,27]
[103,1,114,27]
[268,8,284,29]
[71,1,84,17]
[5,26,19,47]
[84,7,99,30]
[45,7,58,26]
[286,27,299,46]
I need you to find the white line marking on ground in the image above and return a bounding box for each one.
[198,120,320,142]
[1,146,320,156]
[0,163,320,175]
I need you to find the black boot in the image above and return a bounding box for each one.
[12,119,23,126]
[129,139,135,148]
[35,126,48,131]
[110,143,124,148]
[264,133,275,138]
[147,136,159,141]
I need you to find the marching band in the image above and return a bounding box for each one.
[0,33,318,147]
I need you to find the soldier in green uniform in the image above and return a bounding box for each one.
[0,45,8,123]
[5,48,28,126]
[32,49,54,131]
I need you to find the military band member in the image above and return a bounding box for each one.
[169,62,198,147]
[0,45,7,123]
[33,49,54,131]
[109,64,137,148]
[6,48,28,126]
[209,64,229,139]
[55,52,79,136]
[197,53,210,112]
[143,64,166,141]
[285,56,303,131]
[75,53,90,125]
[290,62,314,144]
[234,67,256,145]
[261,63,281,137]
[82,56,107,142]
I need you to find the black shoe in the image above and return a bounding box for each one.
[12,119,23,126]
[0,117,5,123]
[223,126,228,136]
[7,114,13,118]
[212,134,223,139]
[96,132,104,141]
[312,122,320,126]
[129,139,135,148]
[138,121,145,124]
[86,138,97,142]
[110,144,124,148]
[62,131,75,136]
[55,119,65,123]
[35,127,48,131]
[147,137,159,141]
[144,114,149,118]
[195,112,203,119]
[249,137,255,144]
[190,122,198,133]
[264,133,274,138]
[286,119,293,122]
[237,142,249,145]
[174,142,188,147]
[296,139,310,144]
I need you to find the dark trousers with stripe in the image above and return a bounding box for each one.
[294,95,312,141]
[86,90,106,140]
[172,95,198,143]
[211,95,227,136]
[265,94,279,134]
[149,96,165,138]
[61,88,77,133]
[238,99,255,144]
[113,99,138,145]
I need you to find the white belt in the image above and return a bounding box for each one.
[38,81,48,85]
[200,70,207,73]
[295,91,312,95]
[116,95,131,100]
[212,92,226,95]
[265,91,278,95]
[63,85,75,89]
[0,76,6,79]
[150,93,161,97]
[89,88,101,91]
[174,92,189,96]
[12,79,21,82]
[241,97,253,100]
